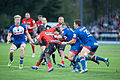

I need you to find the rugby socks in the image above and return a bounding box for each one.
[10,54,13,62]
[43,57,46,62]
[85,56,89,60]
[52,54,56,64]
[76,62,81,70]
[48,62,53,68]
[32,45,35,54]
[36,62,40,66]
[61,61,64,65]
[80,57,86,70]
[20,57,24,64]
[92,56,105,62]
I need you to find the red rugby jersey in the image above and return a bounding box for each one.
[37,27,61,44]
[22,18,36,33]
[36,20,42,27]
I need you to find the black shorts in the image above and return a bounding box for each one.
[29,32,34,39]
[44,43,56,55]
[40,38,47,46]
[56,43,66,53]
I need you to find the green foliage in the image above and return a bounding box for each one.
[40,0,63,22]
[0,14,10,28]
[0,0,120,28]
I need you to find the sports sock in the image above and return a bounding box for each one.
[48,62,52,68]
[32,45,35,53]
[92,56,105,62]
[52,54,56,64]
[36,62,40,66]
[73,64,76,69]
[43,57,46,62]
[85,56,89,60]
[76,62,81,70]
[80,57,86,70]
[10,54,13,62]
[20,57,24,64]
[61,61,64,65]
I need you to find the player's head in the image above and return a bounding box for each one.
[74,19,81,29]
[38,15,43,21]
[14,15,21,26]
[58,16,64,24]
[25,12,30,19]
[42,17,47,25]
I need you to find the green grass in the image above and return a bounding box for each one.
[0,43,120,80]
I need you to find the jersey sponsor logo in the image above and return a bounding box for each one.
[13,26,24,35]
[45,32,54,35]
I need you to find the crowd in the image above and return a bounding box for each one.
[87,10,120,39]
[0,28,8,43]
[88,10,120,33]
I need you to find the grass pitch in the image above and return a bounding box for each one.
[0,43,120,80]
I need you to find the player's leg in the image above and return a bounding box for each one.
[57,44,65,67]
[52,53,56,65]
[32,50,45,70]
[30,32,35,57]
[8,44,17,67]
[40,46,47,65]
[45,43,56,72]
[88,52,109,67]
[67,51,80,72]
[19,43,26,69]
[77,46,90,73]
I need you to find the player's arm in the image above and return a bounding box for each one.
[33,32,43,45]
[25,30,34,43]
[62,32,77,45]
[66,38,76,45]
[29,24,37,29]
[7,33,12,44]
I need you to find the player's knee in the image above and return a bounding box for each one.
[20,47,25,52]
[88,54,93,59]
[10,48,15,53]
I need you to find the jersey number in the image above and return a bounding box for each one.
[83,30,92,37]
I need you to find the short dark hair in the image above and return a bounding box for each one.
[74,19,81,26]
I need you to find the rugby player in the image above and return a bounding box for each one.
[7,15,33,69]
[62,19,109,73]
[22,13,37,57]
[31,26,62,72]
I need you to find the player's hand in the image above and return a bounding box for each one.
[56,35,62,40]
[7,39,11,44]
[28,26,32,29]
[62,42,67,45]
[7,41,10,44]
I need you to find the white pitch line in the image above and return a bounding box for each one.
[0,65,118,72]
[0,65,113,69]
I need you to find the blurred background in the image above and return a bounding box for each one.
[0,0,120,43]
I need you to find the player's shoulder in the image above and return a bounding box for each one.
[22,18,26,21]
[20,24,26,28]
[30,18,35,21]
[9,24,15,29]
